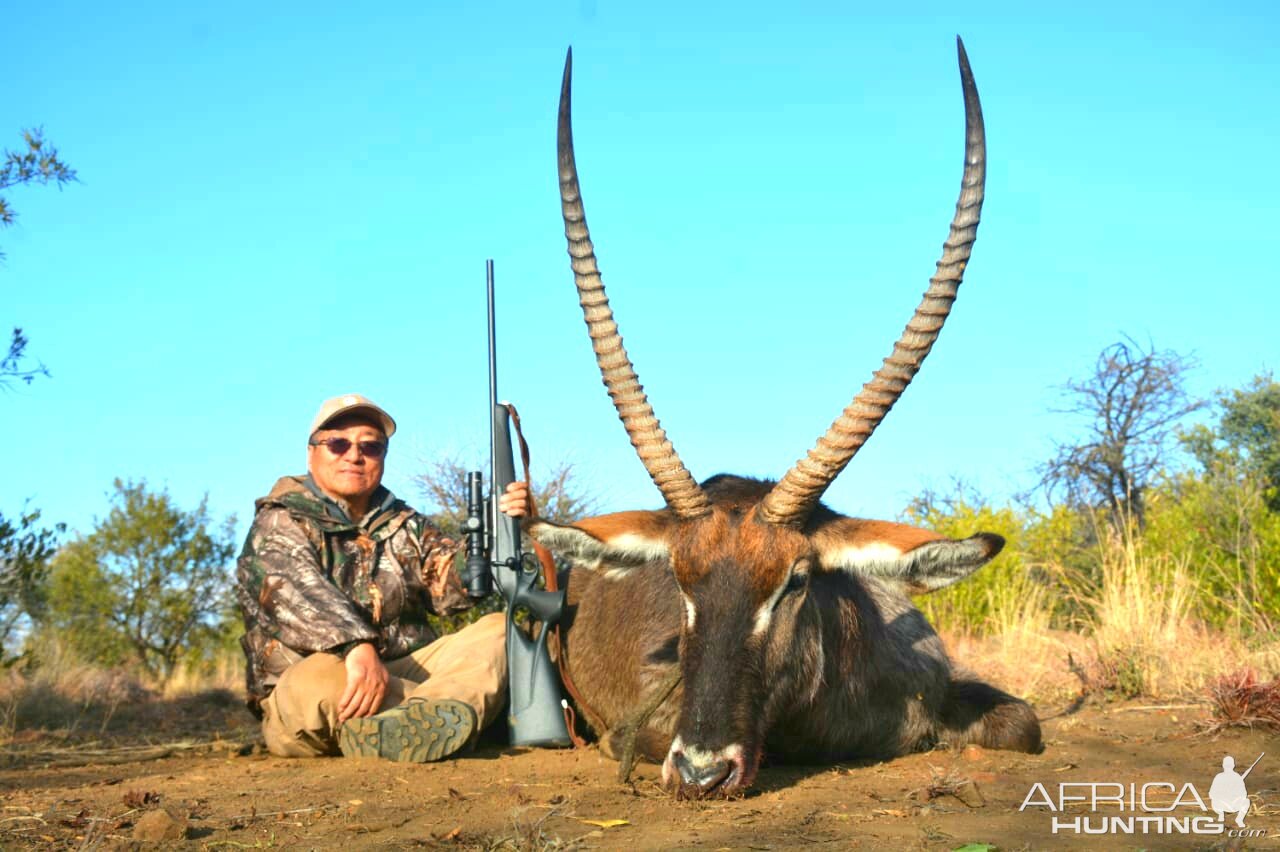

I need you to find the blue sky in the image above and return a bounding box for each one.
[4,1,1278,543]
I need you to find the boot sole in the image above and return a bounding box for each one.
[338,699,475,762]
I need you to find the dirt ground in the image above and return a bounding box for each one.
[0,693,1275,851]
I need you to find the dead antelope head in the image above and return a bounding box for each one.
[531,39,995,798]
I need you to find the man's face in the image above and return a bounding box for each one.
[307,417,387,508]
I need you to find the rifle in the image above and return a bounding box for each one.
[463,259,572,748]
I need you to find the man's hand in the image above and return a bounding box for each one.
[498,481,531,518]
[338,642,388,722]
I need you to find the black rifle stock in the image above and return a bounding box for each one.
[462,259,571,748]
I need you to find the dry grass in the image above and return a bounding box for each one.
[908,767,984,809]
[0,657,154,744]
[161,650,243,697]
[0,638,255,760]
[1202,668,1280,734]
[1083,533,1202,697]
[942,628,1090,707]
[1077,524,1279,699]
[482,806,583,851]
[940,575,1085,705]
[945,519,1280,708]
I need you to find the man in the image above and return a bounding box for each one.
[1209,754,1254,828]
[236,394,530,762]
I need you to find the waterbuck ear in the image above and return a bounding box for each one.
[811,517,1004,595]
[525,511,672,573]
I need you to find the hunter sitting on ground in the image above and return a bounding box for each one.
[235,394,530,762]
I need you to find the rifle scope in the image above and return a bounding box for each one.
[463,470,492,598]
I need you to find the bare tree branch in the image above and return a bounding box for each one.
[1,328,50,390]
[1038,337,1203,527]
[412,453,599,538]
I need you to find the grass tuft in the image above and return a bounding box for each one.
[1202,668,1280,734]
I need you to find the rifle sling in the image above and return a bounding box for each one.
[508,404,680,765]
[505,403,595,748]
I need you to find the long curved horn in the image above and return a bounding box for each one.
[557,49,711,519]
[759,37,986,527]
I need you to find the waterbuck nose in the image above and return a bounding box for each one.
[673,750,731,792]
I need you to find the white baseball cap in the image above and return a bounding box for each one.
[309,394,397,438]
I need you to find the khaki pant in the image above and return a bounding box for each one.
[261,613,507,758]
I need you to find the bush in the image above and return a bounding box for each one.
[33,480,236,685]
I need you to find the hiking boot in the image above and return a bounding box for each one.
[338,698,476,762]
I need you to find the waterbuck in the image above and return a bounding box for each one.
[527,40,1042,800]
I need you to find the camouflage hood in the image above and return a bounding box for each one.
[256,475,414,538]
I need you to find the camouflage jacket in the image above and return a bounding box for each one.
[235,475,471,715]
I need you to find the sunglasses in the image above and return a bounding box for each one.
[309,437,388,459]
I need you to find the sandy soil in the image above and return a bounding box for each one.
[0,696,1275,851]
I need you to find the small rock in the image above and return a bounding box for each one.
[961,744,986,762]
[132,807,189,842]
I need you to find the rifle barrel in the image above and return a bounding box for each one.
[487,258,498,431]
[480,257,571,747]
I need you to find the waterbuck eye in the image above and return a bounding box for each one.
[771,558,810,608]
[783,556,813,597]
[784,571,808,596]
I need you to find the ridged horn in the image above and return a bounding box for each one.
[557,48,711,519]
[759,37,986,527]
